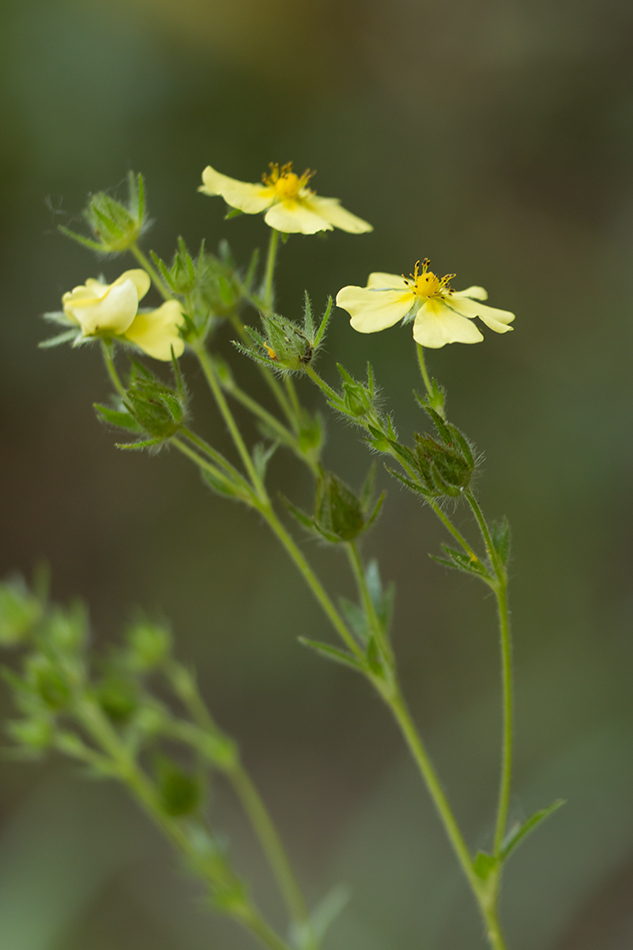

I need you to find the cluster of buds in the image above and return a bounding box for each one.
[239,294,331,374]
[150,238,244,342]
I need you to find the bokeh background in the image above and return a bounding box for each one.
[2,0,633,946]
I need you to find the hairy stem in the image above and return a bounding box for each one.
[193,342,266,499]
[130,243,172,301]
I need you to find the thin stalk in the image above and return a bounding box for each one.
[263,228,280,313]
[492,580,512,855]
[261,505,364,661]
[387,688,479,894]
[130,243,172,300]
[346,542,394,667]
[172,437,249,496]
[101,343,126,398]
[193,342,266,499]
[465,491,499,573]
[416,344,433,398]
[76,697,293,950]
[181,427,246,480]
[165,662,315,945]
[229,764,314,941]
[464,492,513,853]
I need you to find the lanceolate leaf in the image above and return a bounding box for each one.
[500,800,566,862]
[297,639,362,673]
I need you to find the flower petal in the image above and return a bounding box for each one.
[302,195,373,233]
[199,165,273,214]
[114,269,151,302]
[264,199,333,234]
[366,272,409,290]
[65,279,139,335]
[447,296,515,333]
[336,285,415,333]
[412,301,484,347]
[451,285,488,301]
[124,301,185,360]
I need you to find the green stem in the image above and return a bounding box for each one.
[193,342,266,499]
[172,436,250,497]
[261,505,364,661]
[76,697,292,950]
[229,314,296,426]
[130,243,172,301]
[165,662,315,945]
[416,344,433,398]
[180,427,247,480]
[493,580,512,855]
[346,542,394,667]
[387,688,479,894]
[229,763,314,941]
[263,229,280,313]
[483,907,508,950]
[101,343,126,398]
[465,491,499,573]
[304,364,480,562]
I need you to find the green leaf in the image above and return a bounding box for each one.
[491,517,511,566]
[278,495,319,534]
[298,638,361,672]
[432,545,492,579]
[500,800,565,862]
[94,403,142,431]
[473,850,499,881]
[308,885,350,943]
[338,597,369,644]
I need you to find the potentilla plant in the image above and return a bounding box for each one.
[0,162,563,950]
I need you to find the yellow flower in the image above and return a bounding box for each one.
[336,260,515,348]
[62,270,184,360]
[199,162,373,235]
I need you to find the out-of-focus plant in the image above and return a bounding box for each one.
[0,163,563,950]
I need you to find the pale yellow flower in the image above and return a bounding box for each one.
[336,260,515,348]
[199,162,373,235]
[62,270,184,360]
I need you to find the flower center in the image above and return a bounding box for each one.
[263,162,315,201]
[405,259,455,299]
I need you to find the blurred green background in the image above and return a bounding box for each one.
[2,0,633,946]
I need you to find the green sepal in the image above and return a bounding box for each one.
[279,495,321,534]
[500,800,565,862]
[94,403,143,432]
[298,638,362,672]
[384,466,432,498]
[224,207,243,220]
[39,329,82,349]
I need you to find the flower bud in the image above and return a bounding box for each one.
[60,172,147,254]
